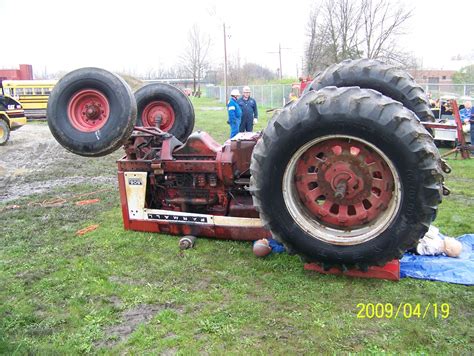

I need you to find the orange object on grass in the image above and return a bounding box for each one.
[76,224,99,236]
[75,198,100,206]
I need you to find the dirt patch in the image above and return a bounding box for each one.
[95,303,180,349]
[191,275,212,291]
[161,347,178,356]
[108,275,163,288]
[0,124,116,202]
[16,267,53,286]
[106,296,124,309]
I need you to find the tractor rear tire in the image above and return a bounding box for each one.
[0,119,10,145]
[135,83,195,142]
[307,59,435,122]
[250,87,443,269]
[47,68,136,157]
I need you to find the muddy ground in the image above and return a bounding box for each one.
[0,123,119,203]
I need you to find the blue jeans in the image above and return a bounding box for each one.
[230,118,241,138]
[471,126,474,153]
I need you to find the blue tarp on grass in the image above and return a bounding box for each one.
[400,234,474,285]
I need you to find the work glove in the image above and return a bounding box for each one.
[253,118,258,124]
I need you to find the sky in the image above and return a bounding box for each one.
[0,0,473,78]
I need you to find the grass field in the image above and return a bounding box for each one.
[1,97,473,354]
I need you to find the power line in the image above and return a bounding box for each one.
[267,43,291,80]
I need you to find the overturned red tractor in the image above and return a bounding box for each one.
[47,59,447,270]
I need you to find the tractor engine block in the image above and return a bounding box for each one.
[119,129,261,219]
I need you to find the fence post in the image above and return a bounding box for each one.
[270,85,273,108]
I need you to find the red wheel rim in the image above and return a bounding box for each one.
[282,135,401,245]
[67,89,110,132]
[294,138,394,228]
[141,101,175,131]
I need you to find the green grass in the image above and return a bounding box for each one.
[1,98,473,354]
[190,96,273,144]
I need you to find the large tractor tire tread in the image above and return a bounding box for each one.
[250,86,442,269]
[308,58,435,122]
[47,67,137,157]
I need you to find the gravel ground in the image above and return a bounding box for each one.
[0,124,117,203]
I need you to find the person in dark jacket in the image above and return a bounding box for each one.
[227,89,242,138]
[237,86,258,132]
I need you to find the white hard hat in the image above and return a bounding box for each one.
[231,89,240,96]
[243,86,251,93]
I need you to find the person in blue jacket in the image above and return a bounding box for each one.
[237,86,258,132]
[460,100,474,149]
[227,89,242,138]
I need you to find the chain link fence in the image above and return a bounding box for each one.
[205,83,474,107]
[418,83,474,99]
[205,84,294,108]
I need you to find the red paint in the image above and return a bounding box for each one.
[294,138,394,228]
[68,89,109,132]
[117,129,264,241]
[141,100,175,131]
[125,218,270,241]
[118,171,131,230]
[304,260,400,281]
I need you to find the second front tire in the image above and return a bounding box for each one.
[135,83,195,142]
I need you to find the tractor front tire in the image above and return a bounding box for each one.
[250,87,443,269]
[0,119,10,145]
[307,59,435,122]
[47,68,136,157]
[135,83,195,142]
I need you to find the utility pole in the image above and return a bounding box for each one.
[268,43,290,80]
[223,23,228,101]
[278,43,283,80]
[268,43,290,105]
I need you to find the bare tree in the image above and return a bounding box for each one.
[305,0,413,75]
[360,0,412,64]
[180,24,211,96]
[305,9,331,74]
[305,0,362,73]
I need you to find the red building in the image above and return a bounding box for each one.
[0,64,33,81]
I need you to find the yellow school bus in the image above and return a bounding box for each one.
[1,80,57,119]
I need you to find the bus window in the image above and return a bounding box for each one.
[16,88,24,96]
[44,88,51,95]
[25,88,33,95]
[34,88,43,95]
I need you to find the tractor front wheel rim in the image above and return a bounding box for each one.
[142,101,175,131]
[67,89,110,132]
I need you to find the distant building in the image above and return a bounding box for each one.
[0,64,33,81]
[408,69,461,97]
[408,69,456,86]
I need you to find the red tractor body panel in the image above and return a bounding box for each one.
[117,128,271,241]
